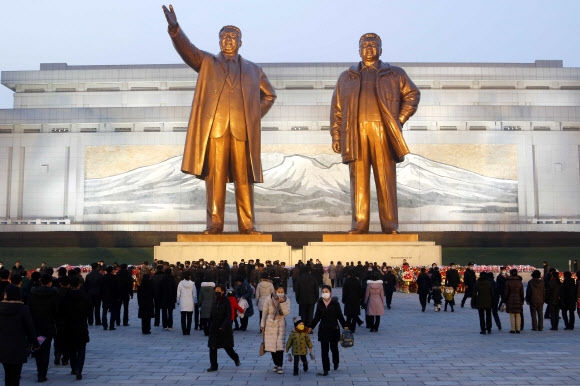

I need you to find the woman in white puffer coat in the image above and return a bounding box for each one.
[176,271,197,335]
[261,286,291,374]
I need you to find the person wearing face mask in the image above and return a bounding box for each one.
[261,286,291,374]
[207,284,240,372]
[286,318,313,376]
[308,285,348,376]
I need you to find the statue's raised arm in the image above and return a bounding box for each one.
[162,4,178,29]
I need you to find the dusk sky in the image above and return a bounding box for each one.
[1,0,579,108]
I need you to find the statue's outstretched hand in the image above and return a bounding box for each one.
[162,4,178,29]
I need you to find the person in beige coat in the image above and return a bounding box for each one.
[261,287,291,374]
[255,273,275,325]
[365,273,385,332]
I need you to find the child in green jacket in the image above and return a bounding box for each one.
[285,319,313,376]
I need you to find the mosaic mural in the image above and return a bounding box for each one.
[84,145,518,224]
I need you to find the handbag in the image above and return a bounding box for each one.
[340,329,354,348]
[259,331,265,356]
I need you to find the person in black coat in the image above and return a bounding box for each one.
[160,268,177,330]
[496,267,507,311]
[151,265,165,327]
[342,273,363,331]
[295,266,319,327]
[137,274,154,334]
[461,263,476,308]
[546,271,562,330]
[486,272,502,331]
[472,273,494,334]
[313,260,324,287]
[28,273,59,382]
[308,285,348,377]
[0,269,11,302]
[0,285,40,386]
[100,266,120,331]
[430,267,443,311]
[382,266,397,309]
[416,268,432,312]
[445,263,460,291]
[53,276,70,367]
[560,271,577,330]
[542,261,551,318]
[116,264,134,327]
[83,263,103,326]
[207,284,240,372]
[61,275,90,380]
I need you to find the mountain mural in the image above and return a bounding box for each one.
[83,153,518,223]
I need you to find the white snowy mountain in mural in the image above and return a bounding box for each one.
[84,153,517,221]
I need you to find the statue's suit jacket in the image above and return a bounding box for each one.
[330,61,420,163]
[169,26,277,183]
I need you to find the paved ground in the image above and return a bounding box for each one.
[9,287,580,385]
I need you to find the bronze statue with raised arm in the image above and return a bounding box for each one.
[162,5,277,234]
[330,33,420,234]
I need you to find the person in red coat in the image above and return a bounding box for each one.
[227,290,244,324]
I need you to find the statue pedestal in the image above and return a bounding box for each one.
[303,234,441,266]
[322,233,418,242]
[154,237,292,265]
[177,233,272,242]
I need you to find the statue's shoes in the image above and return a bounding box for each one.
[203,227,222,235]
[240,228,262,235]
[347,228,367,234]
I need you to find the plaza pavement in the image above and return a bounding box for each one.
[10,286,580,386]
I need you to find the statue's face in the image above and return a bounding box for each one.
[359,37,382,63]
[220,28,242,56]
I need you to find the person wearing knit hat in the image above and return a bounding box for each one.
[286,317,313,376]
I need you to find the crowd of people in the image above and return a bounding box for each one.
[1,258,579,384]
[0,263,90,384]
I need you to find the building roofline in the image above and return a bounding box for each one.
[35,59,565,72]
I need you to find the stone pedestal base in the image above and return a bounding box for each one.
[177,234,272,242]
[304,238,441,267]
[322,233,419,242]
[154,241,292,265]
